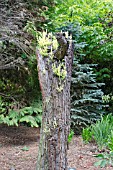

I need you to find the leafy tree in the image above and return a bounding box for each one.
[45,0,113,94]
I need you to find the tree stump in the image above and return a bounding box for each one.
[36,32,74,170]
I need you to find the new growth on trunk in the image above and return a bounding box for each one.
[36,31,74,170]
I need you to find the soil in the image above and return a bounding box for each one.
[0,124,113,170]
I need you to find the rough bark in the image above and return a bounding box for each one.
[36,35,74,170]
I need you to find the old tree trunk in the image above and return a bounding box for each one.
[36,32,74,170]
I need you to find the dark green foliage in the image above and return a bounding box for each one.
[82,114,113,150]
[82,105,113,168]
[94,152,113,168]
[1,0,113,130]
[91,115,113,148]
[0,0,46,127]
[0,54,42,127]
[0,97,42,127]
[71,59,104,133]
[49,0,113,95]
[78,10,113,94]
[57,22,104,133]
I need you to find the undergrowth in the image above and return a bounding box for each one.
[0,97,42,127]
[82,113,113,168]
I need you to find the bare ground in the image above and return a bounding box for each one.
[0,124,113,170]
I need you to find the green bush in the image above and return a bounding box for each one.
[94,152,113,168]
[82,98,113,168]
[82,114,113,149]
[0,97,42,127]
[91,115,112,149]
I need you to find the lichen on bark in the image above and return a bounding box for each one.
[36,31,74,170]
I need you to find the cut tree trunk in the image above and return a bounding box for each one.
[36,33,74,170]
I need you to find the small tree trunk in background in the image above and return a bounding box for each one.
[36,33,74,170]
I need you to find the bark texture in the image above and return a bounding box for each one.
[36,35,74,170]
